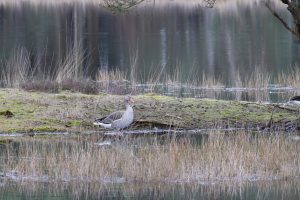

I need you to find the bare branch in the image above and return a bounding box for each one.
[203,0,216,8]
[103,0,145,12]
[265,2,299,37]
[102,0,217,11]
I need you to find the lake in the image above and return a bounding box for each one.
[1,131,300,199]
[1,0,300,199]
[0,0,298,84]
[1,179,300,200]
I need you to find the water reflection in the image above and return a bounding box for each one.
[1,179,300,200]
[0,0,298,84]
[134,83,300,103]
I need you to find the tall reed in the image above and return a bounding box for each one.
[233,67,270,89]
[129,48,139,89]
[55,44,86,83]
[276,67,300,88]
[3,131,300,183]
[0,47,35,87]
[1,45,300,99]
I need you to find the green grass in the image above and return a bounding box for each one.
[65,120,82,127]
[0,89,298,133]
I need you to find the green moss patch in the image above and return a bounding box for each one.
[0,110,14,117]
[33,126,57,132]
[0,89,298,133]
[65,120,81,127]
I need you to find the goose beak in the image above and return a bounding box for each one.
[129,98,134,104]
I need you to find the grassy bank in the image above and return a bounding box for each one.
[0,88,298,134]
[2,131,300,183]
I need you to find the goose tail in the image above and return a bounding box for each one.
[93,121,112,129]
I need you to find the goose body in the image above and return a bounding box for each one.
[93,96,134,130]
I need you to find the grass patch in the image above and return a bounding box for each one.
[0,89,298,133]
[65,120,81,127]
[32,126,57,132]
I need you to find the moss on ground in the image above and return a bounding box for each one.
[0,89,298,134]
[65,120,82,127]
[33,126,58,132]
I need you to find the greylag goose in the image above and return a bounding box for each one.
[93,96,134,131]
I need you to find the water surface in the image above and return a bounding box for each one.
[0,0,298,83]
[1,179,300,200]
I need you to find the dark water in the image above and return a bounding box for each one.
[1,179,300,200]
[0,1,298,83]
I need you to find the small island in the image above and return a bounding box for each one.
[0,89,298,134]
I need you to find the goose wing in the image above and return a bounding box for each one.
[290,96,300,101]
[95,110,125,124]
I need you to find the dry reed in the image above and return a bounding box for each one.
[200,72,223,88]
[1,45,300,101]
[276,67,300,89]
[96,69,125,83]
[3,131,300,183]
[0,47,35,87]
[246,67,270,89]
[55,44,85,83]
[233,67,270,89]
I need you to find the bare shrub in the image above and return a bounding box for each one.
[1,47,35,87]
[61,79,99,94]
[20,80,60,93]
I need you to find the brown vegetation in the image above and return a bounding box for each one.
[1,46,300,101]
[2,131,300,183]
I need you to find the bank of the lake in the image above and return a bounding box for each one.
[0,89,299,134]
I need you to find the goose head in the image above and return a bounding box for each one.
[125,95,134,106]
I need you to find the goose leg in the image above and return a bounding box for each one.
[116,129,124,137]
